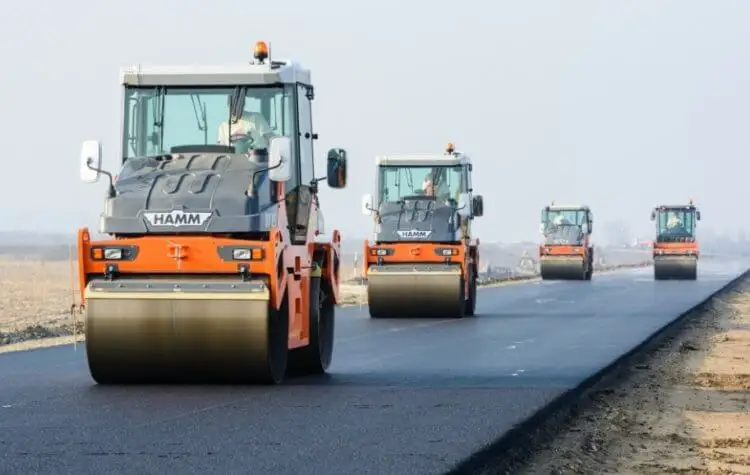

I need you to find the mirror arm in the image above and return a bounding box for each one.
[86,158,116,199]
[309,175,327,194]
[364,203,381,223]
[248,158,283,198]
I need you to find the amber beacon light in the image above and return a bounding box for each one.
[254,41,269,61]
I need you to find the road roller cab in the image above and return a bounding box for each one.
[538,203,594,280]
[650,201,700,280]
[75,41,348,385]
[360,143,484,318]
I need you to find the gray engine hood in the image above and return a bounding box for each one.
[543,225,585,245]
[100,152,277,235]
[376,198,460,243]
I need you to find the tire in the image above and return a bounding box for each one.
[266,292,291,384]
[464,267,477,316]
[455,277,467,319]
[287,274,334,376]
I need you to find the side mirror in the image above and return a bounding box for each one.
[472,194,484,217]
[361,193,374,216]
[327,148,347,188]
[457,192,471,218]
[80,140,102,183]
[268,136,292,182]
[696,211,701,221]
[650,210,656,221]
[588,221,593,234]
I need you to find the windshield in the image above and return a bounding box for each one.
[655,208,696,239]
[542,209,589,245]
[122,85,294,159]
[377,165,464,204]
[543,209,588,229]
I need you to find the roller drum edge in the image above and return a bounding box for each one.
[654,256,698,280]
[366,263,465,318]
[539,257,587,280]
[83,278,289,385]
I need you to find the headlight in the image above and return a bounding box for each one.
[217,246,265,261]
[369,248,394,256]
[103,248,122,260]
[232,248,263,261]
[91,246,132,260]
[232,248,263,260]
[233,249,252,260]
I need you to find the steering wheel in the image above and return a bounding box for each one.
[229,133,256,153]
[400,195,436,201]
[230,132,255,145]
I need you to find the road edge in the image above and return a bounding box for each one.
[443,265,750,475]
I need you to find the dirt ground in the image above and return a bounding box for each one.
[517,278,750,475]
[0,258,82,347]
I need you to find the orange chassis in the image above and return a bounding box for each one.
[362,237,480,293]
[77,183,342,352]
[652,241,699,258]
[538,243,591,260]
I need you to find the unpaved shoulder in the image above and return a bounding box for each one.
[517,279,750,475]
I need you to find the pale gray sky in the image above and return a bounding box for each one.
[1,0,748,242]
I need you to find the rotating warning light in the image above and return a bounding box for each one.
[254,41,269,61]
[446,142,455,153]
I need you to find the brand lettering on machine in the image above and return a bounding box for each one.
[397,229,432,239]
[144,210,212,227]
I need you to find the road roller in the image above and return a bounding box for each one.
[650,200,701,280]
[360,143,484,318]
[538,203,595,280]
[75,41,348,385]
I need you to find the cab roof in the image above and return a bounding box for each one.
[120,59,311,87]
[544,204,591,211]
[375,152,472,167]
[655,204,697,210]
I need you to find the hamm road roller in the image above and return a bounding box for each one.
[76,41,348,385]
[651,200,701,280]
[360,143,484,318]
[539,203,595,280]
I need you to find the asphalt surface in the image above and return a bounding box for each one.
[0,259,748,475]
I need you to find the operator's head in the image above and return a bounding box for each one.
[422,176,434,195]
[228,93,246,120]
[553,214,565,225]
[667,212,681,227]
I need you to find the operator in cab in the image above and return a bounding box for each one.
[665,212,688,234]
[422,168,452,201]
[552,214,573,226]
[217,93,274,151]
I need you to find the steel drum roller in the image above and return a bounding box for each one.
[84,278,288,384]
[654,255,697,280]
[540,256,587,280]
[367,263,464,318]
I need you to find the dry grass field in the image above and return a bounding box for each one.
[0,258,80,339]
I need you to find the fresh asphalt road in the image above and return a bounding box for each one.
[0,259,747,475]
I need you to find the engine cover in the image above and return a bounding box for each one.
[100,152,278,235]
[376,197,460,243]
